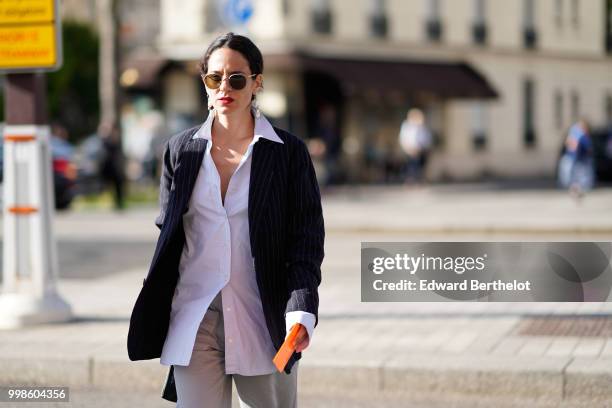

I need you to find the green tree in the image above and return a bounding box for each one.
[47,20,100,143]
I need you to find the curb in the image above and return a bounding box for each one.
[300,355,564,401]
[326,226,612,235]
[1,355,611,404]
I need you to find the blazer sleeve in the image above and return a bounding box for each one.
[154,139,174,230]
[285,139,325,327]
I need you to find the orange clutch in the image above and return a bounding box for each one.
[272,323,302,372]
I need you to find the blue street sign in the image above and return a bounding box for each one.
[218,0,254,27]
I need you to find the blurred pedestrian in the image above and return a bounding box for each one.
[127,32,324,408]
[399,108,432,184]
[98,122,126,210]
[558,119,595,199]
[315,104,341,185]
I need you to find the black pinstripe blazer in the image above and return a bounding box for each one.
[127,123,324,402]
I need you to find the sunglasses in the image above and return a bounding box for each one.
[203,73,257,90]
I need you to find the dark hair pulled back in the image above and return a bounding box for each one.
[198,32,263,77]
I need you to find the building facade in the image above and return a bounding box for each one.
[144,0,612,182]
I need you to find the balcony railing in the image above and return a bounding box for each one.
[524,129,537,147]
[426,19,443,42]
[312,9,332,34]
[472,132,488,151]
[472,22,487,45]
[523,27,538,49]
[370,14,388,38]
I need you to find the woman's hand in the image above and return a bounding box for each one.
[292,324,310,352]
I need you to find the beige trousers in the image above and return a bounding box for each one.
[173,292,298,408]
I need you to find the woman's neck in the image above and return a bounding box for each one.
[212,108,254,144]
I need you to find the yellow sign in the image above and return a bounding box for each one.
[0,0,61,71]
[0,0,54,24]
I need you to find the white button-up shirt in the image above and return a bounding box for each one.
[160,111,316,375]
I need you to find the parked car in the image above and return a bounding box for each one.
[0,128,77,210]
[73,133,107,196]
[50,135,77,209]
[591,125,612,182]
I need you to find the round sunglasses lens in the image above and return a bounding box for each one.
[228,75,247,90]
[205,75,221,89]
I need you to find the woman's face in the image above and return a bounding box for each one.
[204,47,262,116]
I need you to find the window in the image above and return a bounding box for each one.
[554,0,563,28]
[606,0,612,53]
[523,78,537,147]
[571,90,580,122]
[425,0,443,41]
[554,90,564,130]
[471,103,488,151]
[311,0,332,34]
[523,0,535,27]
[426,0,441,20]
[369,0,388,38]
[472,0,487,45]
[523,0,537,49]
[570,0,579,28]
[204,0,221,33]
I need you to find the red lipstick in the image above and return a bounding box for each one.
[218,96,234,105]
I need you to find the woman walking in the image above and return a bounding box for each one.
[127,32,325,407]
[558,119,595,200]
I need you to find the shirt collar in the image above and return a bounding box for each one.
[192,108,284,144]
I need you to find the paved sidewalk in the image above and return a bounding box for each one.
[2,264,611,406]
[1,184,612,406]
[38,182,612,240]
[321,183,612,234]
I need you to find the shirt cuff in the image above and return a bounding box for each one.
[285,311,316,344]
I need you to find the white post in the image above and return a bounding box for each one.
[0,124,72,329]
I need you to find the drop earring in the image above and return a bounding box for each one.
[207,94,214,111]
[252,96,261,119]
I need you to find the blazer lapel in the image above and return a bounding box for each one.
[149,137,206,269]
[248,139,278,251]
[175,138,207,216]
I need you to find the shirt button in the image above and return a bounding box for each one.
[229,338,233,343]
[226,307,231,312]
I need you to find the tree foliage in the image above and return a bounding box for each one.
[47,20,100,143]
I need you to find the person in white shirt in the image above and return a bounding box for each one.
[399,108,432,184]
[127,33,324,408]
